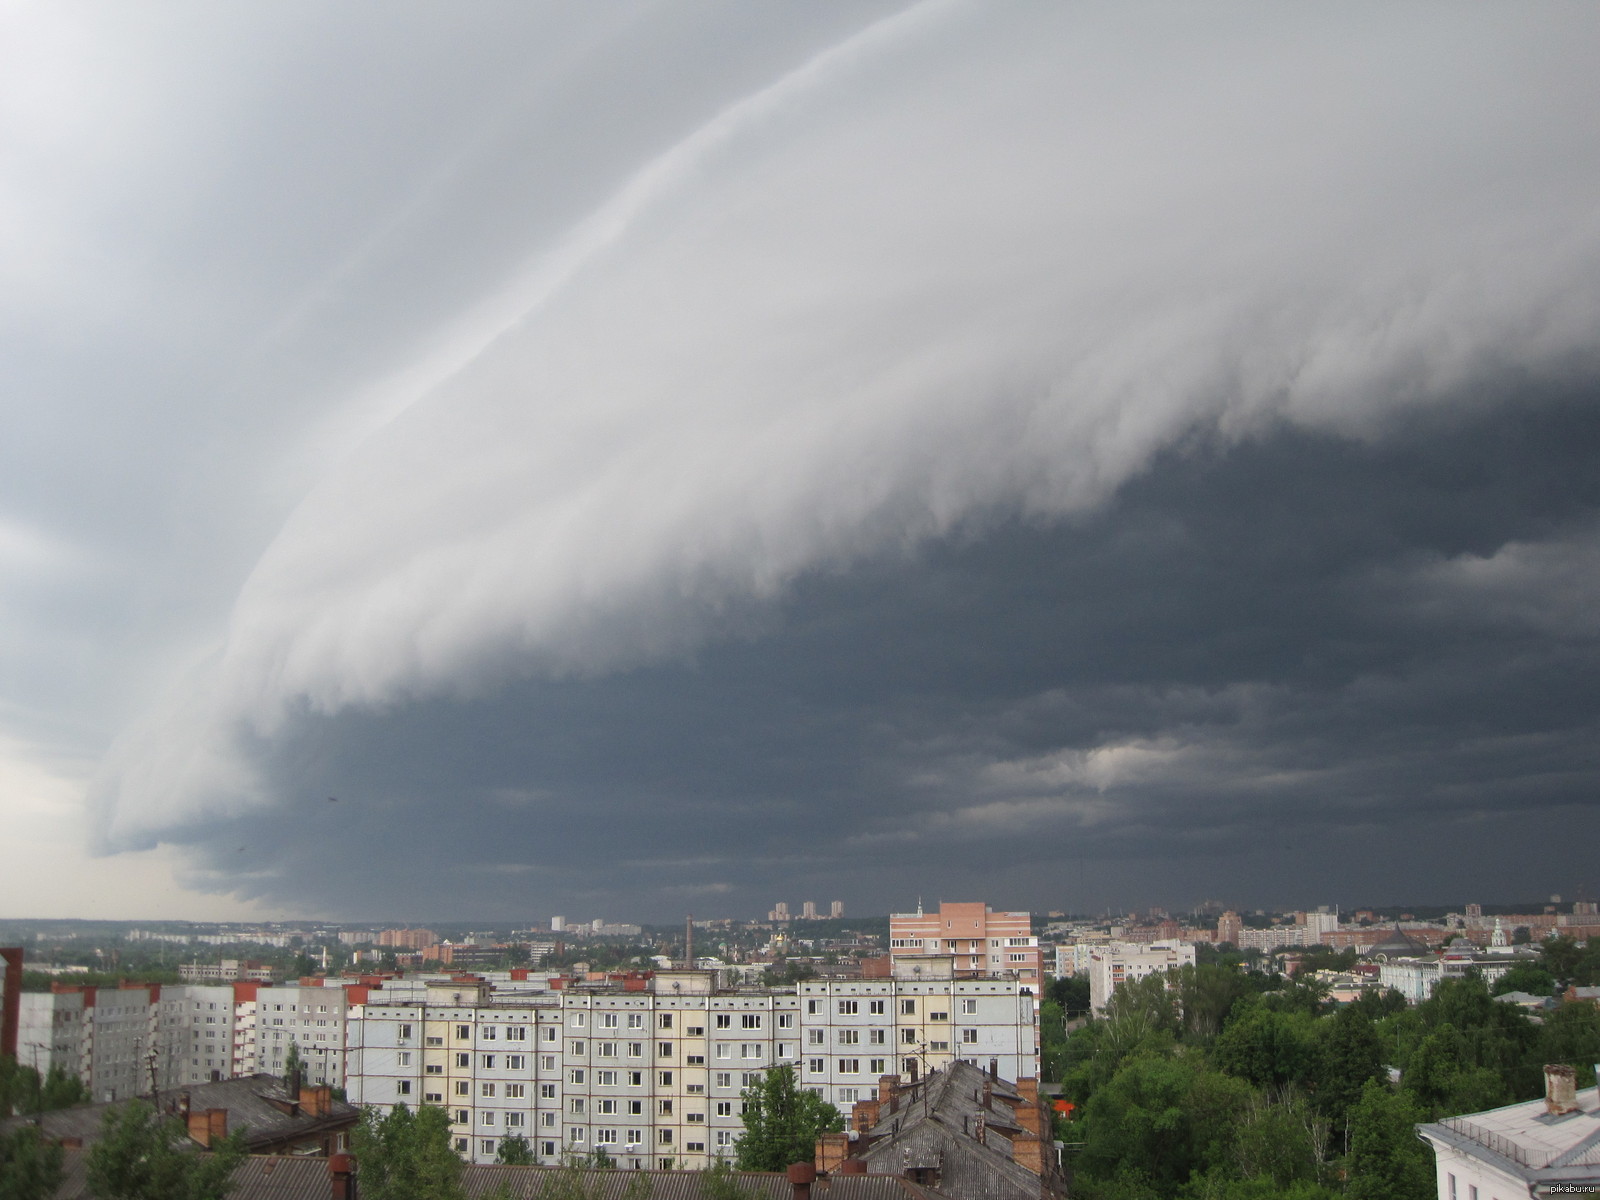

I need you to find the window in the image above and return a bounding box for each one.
[686,1027,704,1038]
[777,1014,794,1029]
[808,1030,824,1045]
[838,1000,858,1015]
[456,1138,469,1153]
[687,1055,705,1066]
[627,1129,643,1146]
[541,1084,556,1099]
[870,1058,885,1073]
[540,1112,556,1128]
[657,1042,673,1058]
[598,1042,617,1058]
[808,1058,825,1074]
[659,1072,673,1087]
[838,1088,857,1104]
[659,1100,673,1116]
[840,1059,860,1074]
[807,1000,820,1015]
[715,1072,733,1088]
[507,1026,527,1040]
[482,1055,497,1069]
[398,1052,412,1066]
[627,1043,643,1058]
[716,1044,731,1059]
[542,1141,556,1156]
[455,1110,469,1124]
[838,1030,859,1045]
[594,1069,616,1085]
[961,999,978,1015]
[902,1029,918,1044]
[628,1013,644,1029]
[426,1034,443,1046]
[397,1081,412,1095]
[542,1027,557,1043]
[628,1072,643,1087]
[425,1092,443,1103]
[742,1014,762,1029]
[900,1000,915,1015]
[455,1082,470,1096]
[399,1023,413,1039]
[569,1098,585,1114]
[741,1044,762,1060]
[569,1069,586,1084]
[570,1042,585,1056]
[929,1012,947,1022]
[506,1084,525,1099]
[571,1012,587,1028]
[506,1112,525,1127]
[596,1129,618,1144]
[869,1029,885,1045]
[456,1053,471,1068]
[929,1041,949,1052]
[717,1130,734,1147]
[542,1056,556,1071]
[481,1082,498,1097]
[482,1026,497,1040]
[868,1000,885,1015]
[600,1013,618,1029]
[716,1014,732,1029]
[508,1055,525,1069]
[628,1100,643,1116]
[686,1112,705,1124]
[658,1129,673,1144]
[481,1111,496,1125]
[456,1025,470,1040]
[569,1128,586,1144]
[597,1099,617,1114]
[716,1101,733,1116]
[658,1014,673,1030]
[481,1139,495,1155]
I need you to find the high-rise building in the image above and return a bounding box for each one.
[801,901,818,920]
[348,970,1037,1169]
[767,903,790,923]
[830,901,844,919]
[889,902,1042,987]
[1087,942,1197,1013]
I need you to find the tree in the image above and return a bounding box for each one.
[700,1157,754,1200]
[84,1100,246,1200]
[733,1064,843,1171]
[39,1065,88,1111]
[349,1104,465,1200]
[1343,1080,1433,1200]
[495,1132,535,1165]
[282,1041,303,1085]
[0,1124,65,1200]
[1491,963,1554,997]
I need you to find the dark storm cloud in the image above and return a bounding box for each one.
[167,391,1600,917]
[8,5,1600,917]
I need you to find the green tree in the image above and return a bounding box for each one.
[282,1041,303,1084]
[349,1104,466,1200]
[0,1123,65,1200]
[495,1133,535,1165]
[84,1100,246,1200]
[40,1065,88,1111]
[1343,1080,1433,1200]
[1491,963,1555,997]
[1536,1001,1600,1075]
[1213,1003,1314,1091]
[699,1157,754,1200]
[1311,1002,1383,1124]
[733,1064,843,1171]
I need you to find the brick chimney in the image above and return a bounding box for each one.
[187,1107,227,1146]
[303,1085,332,1118]
[837,1159,867,1175]
[788,1161,816,1200]
[816,1132,849,1173]
[878,1074,900,1111]
[329,1152,355,1200]
[1546,1063,1580,1115]
[852,1098,881,1133]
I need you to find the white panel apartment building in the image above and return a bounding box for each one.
[349,972,1036,1170]
[1087,941,1197,1014]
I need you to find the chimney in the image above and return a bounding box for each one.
[304,1084,331,1118]
[989,1058,998,1081]
[208,1108,228,1145]
[878,1074,900,1108]
[329,1152,355,1200]
[908,1060,919,1083]
[788,1161,816,1200]
[974,1110,986,1145]
[981,1076,992,1110]
[289,1064,301,1103]
[684,916,694,971]
[838,1159,867,1175]
[1546,1063,1580,1115]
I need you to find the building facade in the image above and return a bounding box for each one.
[1086,941,1197,1014]
[888,903,1042,989]
[348,971,1036,1170]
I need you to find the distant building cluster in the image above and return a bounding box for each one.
[766,901,844,921]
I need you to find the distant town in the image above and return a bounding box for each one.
[5,894,1599,1200]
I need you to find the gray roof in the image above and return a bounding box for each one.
[1418,1083,1600,1189]
[45,1153,944,1200]
[1,1074,357,1152]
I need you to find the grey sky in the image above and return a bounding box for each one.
[3,3,1598,919]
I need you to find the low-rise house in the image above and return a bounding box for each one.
[816,1060,1066,1200]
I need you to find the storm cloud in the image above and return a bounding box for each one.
[4,3,1599,918]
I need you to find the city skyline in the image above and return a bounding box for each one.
[3,5,1599,921]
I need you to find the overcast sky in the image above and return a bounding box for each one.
[4,2,1599,923]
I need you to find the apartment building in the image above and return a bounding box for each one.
[1087,941,1197,1013]
[889,902,1042,987]
[18,985,157,1102]
[348,971,1036,1170]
